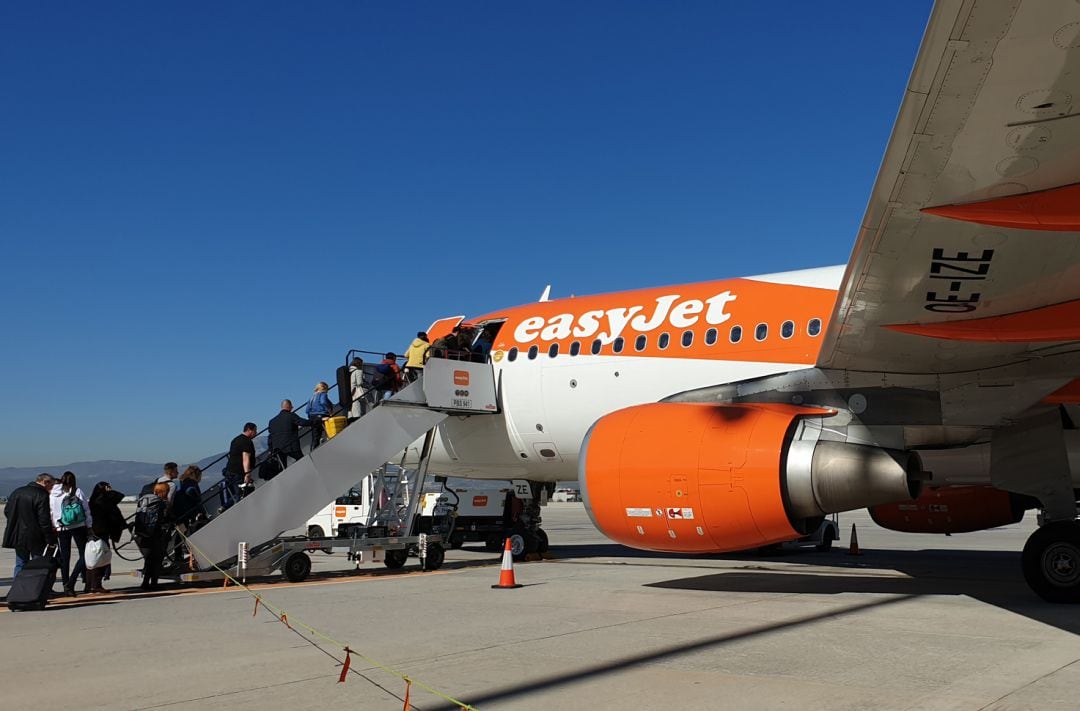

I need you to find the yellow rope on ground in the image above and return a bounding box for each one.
[177,530,478,710]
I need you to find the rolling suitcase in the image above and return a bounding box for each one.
[7,547,59,611]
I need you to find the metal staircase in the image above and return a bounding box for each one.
[186,358,497,568]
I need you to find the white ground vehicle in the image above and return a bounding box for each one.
[416,486,517,550]
[306,476,519,552]
[552,488,582,502]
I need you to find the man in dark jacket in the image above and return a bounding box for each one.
[3,473,57,577]
[268,399,310,464]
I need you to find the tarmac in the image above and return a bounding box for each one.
[1,503,1079,710]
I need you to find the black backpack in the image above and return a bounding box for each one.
[335,364,352,411]
[132,494,162,539]
[258,452,285,481]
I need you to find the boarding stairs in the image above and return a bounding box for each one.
[184,357,498,569]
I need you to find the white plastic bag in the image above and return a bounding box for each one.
[85,537,112,570]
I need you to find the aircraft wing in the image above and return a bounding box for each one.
[817,0,1080,376]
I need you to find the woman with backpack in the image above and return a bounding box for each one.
[134,481,171,591]
[49,470,92,596]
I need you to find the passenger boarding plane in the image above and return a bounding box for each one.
[420,0,1080,603]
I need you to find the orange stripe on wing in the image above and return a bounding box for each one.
[886,299,1080,343]
[922,183,1080,231]
[1044,379,1080,405]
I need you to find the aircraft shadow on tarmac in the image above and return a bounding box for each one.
[547,543,1080,636]
[422,546,1076,710]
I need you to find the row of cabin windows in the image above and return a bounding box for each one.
[506,318,822,362]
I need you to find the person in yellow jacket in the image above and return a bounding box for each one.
[403,331,430,382]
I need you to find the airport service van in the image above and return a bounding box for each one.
[305,477,515,551]
[415,486,514,549]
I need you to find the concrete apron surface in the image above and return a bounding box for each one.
[1,505,1078,710]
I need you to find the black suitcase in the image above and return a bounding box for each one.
[7,552,58,611]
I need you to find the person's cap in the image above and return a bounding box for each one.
[417,331,427,339]
[385,352,396,359]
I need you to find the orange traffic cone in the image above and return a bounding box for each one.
[847,523,862,556]
[491,538,523,589]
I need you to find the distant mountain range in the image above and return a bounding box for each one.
[1,455,223,498]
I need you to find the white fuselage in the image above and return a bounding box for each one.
[425,266,846,482]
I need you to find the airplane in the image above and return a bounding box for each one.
[415,0,1080,603]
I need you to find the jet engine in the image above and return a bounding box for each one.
[579,402,924,552]
[869,485,1030,534]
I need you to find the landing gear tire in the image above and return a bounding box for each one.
[1022,521,1080,603]
[816,525,835,552]
[422,543,445,571]
[535,528,549,553]
[384,549,409,569]
[449,531,466,549]
[283,552,311,583]
[509,531,538,561]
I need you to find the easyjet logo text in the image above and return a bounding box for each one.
[513,291,737,345]
[453,370,470,386]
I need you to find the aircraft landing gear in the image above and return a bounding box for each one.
[1022,520,1080,604]
[508,530,537,560]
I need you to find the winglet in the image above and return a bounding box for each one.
[538,285,551,302]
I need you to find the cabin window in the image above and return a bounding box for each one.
[569,341,581,356]
[705,328,718,346]
[591,339,602,355]
[808,318,822,336]
[658,332,670,350]
[755,323,768,341]
[613,337,625,354]
[548,343,559,358]
[781,320,795,339]
[635,335,647,352]
[729,326,743,344]
[507,347,518,362]
[528,345,539,360]
[681,330,693,347]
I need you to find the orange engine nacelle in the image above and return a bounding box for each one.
[869,486,1028,534]
[580,402,923,553]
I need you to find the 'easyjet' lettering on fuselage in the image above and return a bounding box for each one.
[513,291,737,345]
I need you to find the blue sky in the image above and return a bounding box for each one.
[0,1,932,467]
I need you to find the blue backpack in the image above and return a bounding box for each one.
[60,493,86,527]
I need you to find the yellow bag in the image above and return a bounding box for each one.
[324,416,348,439]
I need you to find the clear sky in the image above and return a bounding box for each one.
[0,1,933,467]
